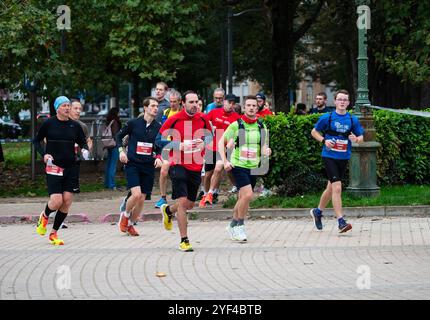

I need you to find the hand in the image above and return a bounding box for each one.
[44,154,53,164]
[224,160,233,171]
[325,139,335,150]
[195,138,204,151]
[262,146,271,157]
[81,149,90,160]
[119,150,128,164]
[349,133,358,143]
[154,158,163,168]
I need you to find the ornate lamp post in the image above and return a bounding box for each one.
[347,0,380,197]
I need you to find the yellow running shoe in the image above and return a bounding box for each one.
[36,211,49,236]
[49,231,64,246]
[160,204,172,231]
[179,241,193,252]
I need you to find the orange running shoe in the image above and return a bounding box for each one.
[36,211,49,236]
[199,195,207,208]
[205,192,213,205]
[118,211,129,233]
[49,231,64,246]
[127,225,139,236]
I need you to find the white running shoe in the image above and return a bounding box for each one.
[226,225,238,241]
[234,225,247,242]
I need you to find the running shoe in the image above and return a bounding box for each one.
[228,186,238,194]
[234,225,247,242]
[199,195,207,208]
[155,197,167,208]
[339,220,352,233]
[196,190,205,201]
[49,231,64,246]
[205,192,213,205]
[36,211,49,236]
[160,204,172,231]
[179,241,193,252]
[226,225,238,241]
[310,208,323,230]
[127,225,139,236]
[212,192,219,204]
[118,211,129,233]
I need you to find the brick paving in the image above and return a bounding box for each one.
[1,217,430,300]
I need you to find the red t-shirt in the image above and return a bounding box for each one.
[205,108,241,151]
[258,108,274,118]
[159,110,212,172]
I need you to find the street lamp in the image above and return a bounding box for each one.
[227,7,263,94]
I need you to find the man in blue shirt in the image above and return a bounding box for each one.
[310,89,364,233]
[205,88,225,113]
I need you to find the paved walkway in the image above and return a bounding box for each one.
[1,217,430,300]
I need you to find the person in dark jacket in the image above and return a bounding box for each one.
[104,107,122,189]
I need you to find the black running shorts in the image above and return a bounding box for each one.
[322,157,348,183]
[169,165,201,202]
[46,164,80,195]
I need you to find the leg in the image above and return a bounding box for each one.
[236,185,254,220]
[318,181,332,210]
[159,161,169,198]
[331,181,343,219]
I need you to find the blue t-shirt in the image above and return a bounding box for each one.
[205,102,222,114]
[314,111,364,160]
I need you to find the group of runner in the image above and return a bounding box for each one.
[33,88,363,251]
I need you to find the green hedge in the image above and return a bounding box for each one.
[262,111,430,195]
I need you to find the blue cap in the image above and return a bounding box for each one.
[54,96,70,111]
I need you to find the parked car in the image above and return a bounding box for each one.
[0,118,22,139]
[36,111,51,121]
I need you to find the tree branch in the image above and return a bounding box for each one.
[292,0,325,43]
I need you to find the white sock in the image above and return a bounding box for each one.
[123,211,131,218]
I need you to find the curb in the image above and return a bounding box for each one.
[1,206,429,225]
[0,213,91,225]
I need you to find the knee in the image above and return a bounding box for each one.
[50,197,63,210]
[331,182,342,194]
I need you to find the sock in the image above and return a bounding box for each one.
[181,236,189,243]
[208,189,214,194]
[162,195,167,200]
[214,189,219,194]
[53,210,68,231]
[315,208,323,216]
[166,205,173,217]
[237,219,245,226]
[44,204,56,218]
[230,219,238,228]
[123,211,131,218]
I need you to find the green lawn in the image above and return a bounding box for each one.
[1,142,32,168]
[223,185,430,208]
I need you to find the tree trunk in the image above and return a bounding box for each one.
[132,74,140,118]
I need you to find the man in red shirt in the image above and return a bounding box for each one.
[199,94,240,208]
[155,90,213,252]
[256,92,274,118]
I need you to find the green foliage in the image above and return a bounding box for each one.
[261,113,327,195]
[374,110,430,184]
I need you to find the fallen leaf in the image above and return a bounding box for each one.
[156,272,166,277]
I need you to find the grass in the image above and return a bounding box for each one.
[1,142,32,168]
[223,185,430,209]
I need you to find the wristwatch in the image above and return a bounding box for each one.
[118,147,124,153]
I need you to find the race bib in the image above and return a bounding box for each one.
[136,142,153,155]
[332,139,348,152]
[46,164,64,176]
[183,140,201,154]
[240,147,258,161]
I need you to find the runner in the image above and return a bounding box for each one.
[256,92,274,117]
[156,90,213,252]
[219,95,271,242]
[116,97,163,236]
[310,89,364,233]
[155,89,182,208]
[199,94,240,208]
[34,96,88,245]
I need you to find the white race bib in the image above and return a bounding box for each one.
[332,139,348,152]
[46,164,64,176]
[136,142,153,155]
[183,140,200,154]
[240,147,258,161]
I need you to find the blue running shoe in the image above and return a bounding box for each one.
[155,197,167,208]
[310,208,323,230]
[338,219,352,233]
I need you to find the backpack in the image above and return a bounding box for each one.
[101,120,116,149]
[234,118,266,150]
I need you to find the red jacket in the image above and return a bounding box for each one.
[159,110,212,172]
[258,108,274,118]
